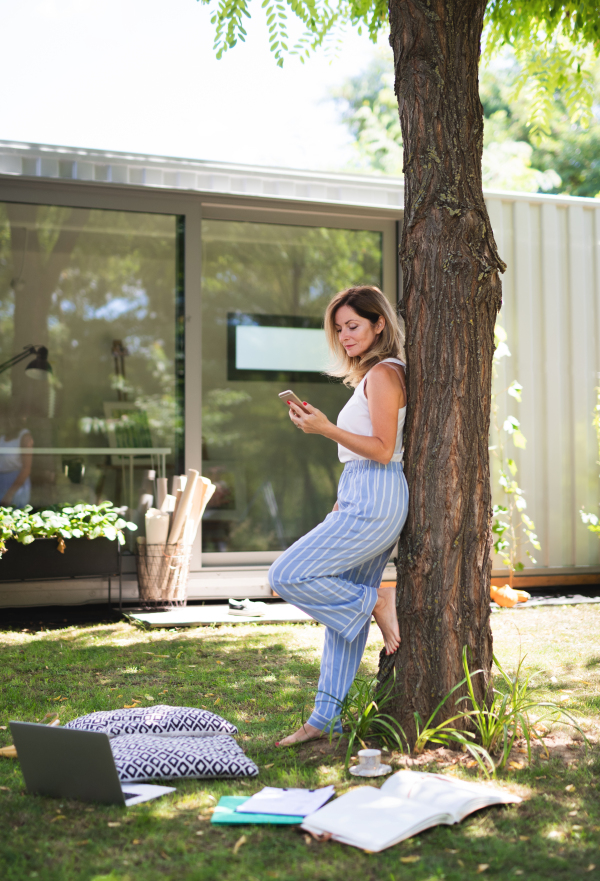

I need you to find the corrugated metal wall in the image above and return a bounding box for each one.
[486,194,600,573]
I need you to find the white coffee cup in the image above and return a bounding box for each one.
[357,748,381,770]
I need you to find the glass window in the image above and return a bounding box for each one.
[201,219,384,554]
[0,203,182,526]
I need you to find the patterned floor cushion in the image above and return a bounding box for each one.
[64,705,237,738]
[110,733,259,782]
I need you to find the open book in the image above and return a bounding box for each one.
[301,770,522,852]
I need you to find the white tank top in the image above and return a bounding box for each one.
[0,429,31,473]
[337,358,406,464]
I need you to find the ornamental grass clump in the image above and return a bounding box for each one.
[322,644,588,777]
[410,675,495,776]
[314,673,407,768]
[456,646,588,772]
[0,502,137,556]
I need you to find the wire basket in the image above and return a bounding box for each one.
[136,542,192,607]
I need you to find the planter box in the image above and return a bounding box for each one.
[0,537,119,582]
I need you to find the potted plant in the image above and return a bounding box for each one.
[0,503,137,581]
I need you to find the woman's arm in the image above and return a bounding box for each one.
[0,433,33,505]
[289,364,405,465]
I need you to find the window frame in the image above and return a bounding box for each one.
[0,175,401,571]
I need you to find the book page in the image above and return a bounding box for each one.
[381,771,521,822]
[302,786,451,852]
[122,783,176,806]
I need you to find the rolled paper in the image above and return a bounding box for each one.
[156,477,168,510]
[171,475,185,496]
[172,488,183,520]
[192,482,216,544]
[190,480,217,546]
[199,482,216,516]
[160,493,177,513]
[183,477,212,545]
[167,469,199,546]
[145,508,170,546]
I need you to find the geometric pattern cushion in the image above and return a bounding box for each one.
[64,705,238,738]
[110,734,259,782]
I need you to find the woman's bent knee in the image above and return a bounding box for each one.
[268,558,291,598]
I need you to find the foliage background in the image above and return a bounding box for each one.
[332,47,600,197]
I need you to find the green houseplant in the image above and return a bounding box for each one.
[0,503,137,581]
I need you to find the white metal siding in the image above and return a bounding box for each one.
[487,196,600,572]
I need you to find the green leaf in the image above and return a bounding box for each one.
[494,323,508,343]
[512,429,527,449]
[508,380,523,402]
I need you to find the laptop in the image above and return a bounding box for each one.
[10,721,175,806]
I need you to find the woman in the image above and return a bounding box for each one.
[0,405,33,508]
[269,285,408,746]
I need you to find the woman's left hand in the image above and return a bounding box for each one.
[288,401,332,436]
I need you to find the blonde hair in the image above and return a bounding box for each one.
[324,285,405,388]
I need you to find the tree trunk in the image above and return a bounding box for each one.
[6,204,89,503]
[8,204,89,418]
[381,0,505,744]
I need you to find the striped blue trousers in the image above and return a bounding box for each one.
[268,459,408,733]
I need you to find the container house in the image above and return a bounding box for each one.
[0,140,598,606]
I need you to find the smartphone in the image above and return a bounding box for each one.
[278,390,310,413]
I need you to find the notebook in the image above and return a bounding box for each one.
[301,770,522,852]
[212,796,303,825]
[235,785,335,817]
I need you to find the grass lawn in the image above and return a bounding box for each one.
[1,603,600,881]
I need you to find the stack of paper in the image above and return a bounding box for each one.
[211,786,335,826]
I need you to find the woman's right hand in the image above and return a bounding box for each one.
[288,401,332,436]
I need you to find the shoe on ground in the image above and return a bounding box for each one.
[490,585,520,608]
[228,598,269,617]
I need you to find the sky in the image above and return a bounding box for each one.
[1,0,381,172]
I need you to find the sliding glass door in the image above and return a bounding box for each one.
[201,219,384,555]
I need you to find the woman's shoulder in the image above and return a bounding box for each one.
[365,359,406,402]
[369,358,405,379]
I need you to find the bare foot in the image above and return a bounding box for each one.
[372,586,400,655]
[275,723,325,747]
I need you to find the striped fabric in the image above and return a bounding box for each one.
[268,459,408,732]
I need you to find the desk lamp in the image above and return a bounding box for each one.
[0,345,52,379]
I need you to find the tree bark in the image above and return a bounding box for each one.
[381,0,505,743]
[8,204,89,418]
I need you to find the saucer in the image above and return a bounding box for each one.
[348,763,393,777]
